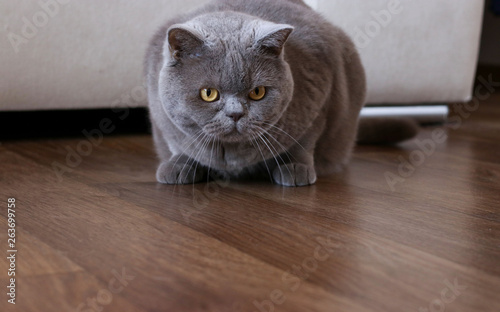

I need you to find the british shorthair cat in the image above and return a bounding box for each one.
[145,0,415,186]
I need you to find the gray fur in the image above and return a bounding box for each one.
[145,0,366,186]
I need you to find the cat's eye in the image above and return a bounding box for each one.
[200,88,219,102]
[249,86,266,101]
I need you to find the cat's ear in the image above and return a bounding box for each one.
[165,24,205,61]
[254,23,294,57]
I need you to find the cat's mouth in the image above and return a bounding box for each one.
[218,127,248,142]
[203,122,251,143]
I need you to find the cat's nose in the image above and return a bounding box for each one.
[227,112,244,123]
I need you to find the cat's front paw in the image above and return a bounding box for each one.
[156,160,206,184]
[272,163,317,187]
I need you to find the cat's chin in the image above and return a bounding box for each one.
[204,125,252,143]
[216,131,250,143]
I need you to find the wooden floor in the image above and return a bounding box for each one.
[1,94,500,312]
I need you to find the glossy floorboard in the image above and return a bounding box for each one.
[1,94,499,312]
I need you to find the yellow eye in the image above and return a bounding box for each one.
[249,86,266,101]
[200,88,219,102]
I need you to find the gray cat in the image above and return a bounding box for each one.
[145,0,415,186]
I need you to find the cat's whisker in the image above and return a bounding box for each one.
[262,122,308,153]
[170,139,201,185]
[255,125,296,165]
[256,132,283,184]
[201,134,215,181]
[193,133,212,176]
[207,136,216,183]
[256,129,284,162]
[249,132,273,182]
[258,131,294,181]
[191,134,213,191]
[178,132,208,184]
[168,130,204,176]
[168,130,204,193]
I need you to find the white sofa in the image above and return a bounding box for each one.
[0,0,484,111]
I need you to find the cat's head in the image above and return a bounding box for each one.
[158,12,294,143]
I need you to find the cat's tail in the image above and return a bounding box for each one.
[356,117,419,144]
